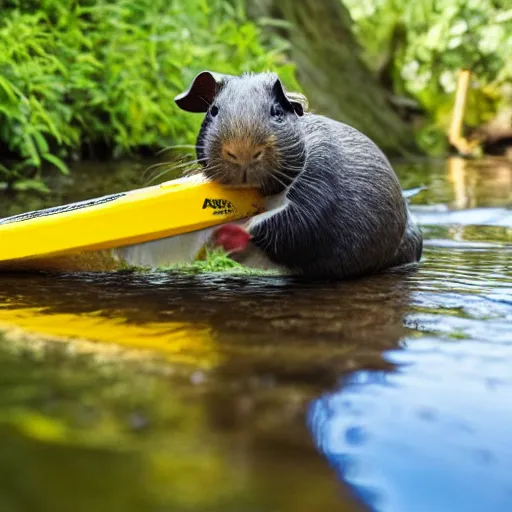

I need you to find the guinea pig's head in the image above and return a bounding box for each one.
[175,71,307,195]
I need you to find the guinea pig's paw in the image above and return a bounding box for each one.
[212,224,252,254]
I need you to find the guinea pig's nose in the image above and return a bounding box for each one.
[222,141,265,166]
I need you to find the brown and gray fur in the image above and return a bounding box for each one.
[175,71,423,280]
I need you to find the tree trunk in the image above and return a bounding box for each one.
[249,0,417,155]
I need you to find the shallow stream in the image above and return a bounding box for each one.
[0,156,510,512]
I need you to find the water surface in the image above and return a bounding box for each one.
[0,156,510,512]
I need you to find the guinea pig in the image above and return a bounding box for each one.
[174,71,423,280]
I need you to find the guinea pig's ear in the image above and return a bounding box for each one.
[175,71,233,113]
[272,78,307,117]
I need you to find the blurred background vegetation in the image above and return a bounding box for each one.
[0,0,511,190]
[343,0,512,154]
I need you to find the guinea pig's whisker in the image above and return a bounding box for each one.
[277,139,304,154]
[144,160,206,185]
[278,139,303,151]
[279,156,307,170]
[272,168,299,184]
[143,156,199,173]
[270,171,288,185]
[170,158,206,170]
[148,165,197,184]
[278,152,306,166]
[142,157,206,182]
[269,173,289,191]
[145,168,175,186]
[142,162,175,181]
[272,167,296,178]
[280,161,308,175]
[202,164,229,183]
[182,166,204,177]
[144,160,175,172]
[156,144,205,156]
[203,162,223,174]
[279,149,304,160]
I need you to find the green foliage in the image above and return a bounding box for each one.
[158,248,276,275]
[344,0,512,153]
[118,248,276,275]
[0,0,299,186]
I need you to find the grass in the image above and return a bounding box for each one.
[116,248,278,276]
[0,0,300,189]
[157,248,278,276]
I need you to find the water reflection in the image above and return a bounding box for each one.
[0,267,416,511]
[0,342,349,512]
[308,335,512,512]
[0,269,416,384]
[307,241,511,511]
[447,157,512,210]
[394,156,512,209]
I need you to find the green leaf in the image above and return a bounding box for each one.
[12,179,50,193]
[42,153,69,175]
[32,131,49,154]
[23,134,41,167]
[0,76,21,103]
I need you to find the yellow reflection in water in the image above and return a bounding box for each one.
[0,302,219,368]
[448,156,512,209]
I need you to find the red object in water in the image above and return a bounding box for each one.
[213,224,252,253]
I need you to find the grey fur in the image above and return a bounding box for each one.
[175,71,423,280]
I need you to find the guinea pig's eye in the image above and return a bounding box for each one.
[270,104,284,121]
[210,105,219,117]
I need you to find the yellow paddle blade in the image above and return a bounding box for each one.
[0,176,264,266]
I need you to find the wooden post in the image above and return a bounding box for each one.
[448,69,472,155]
